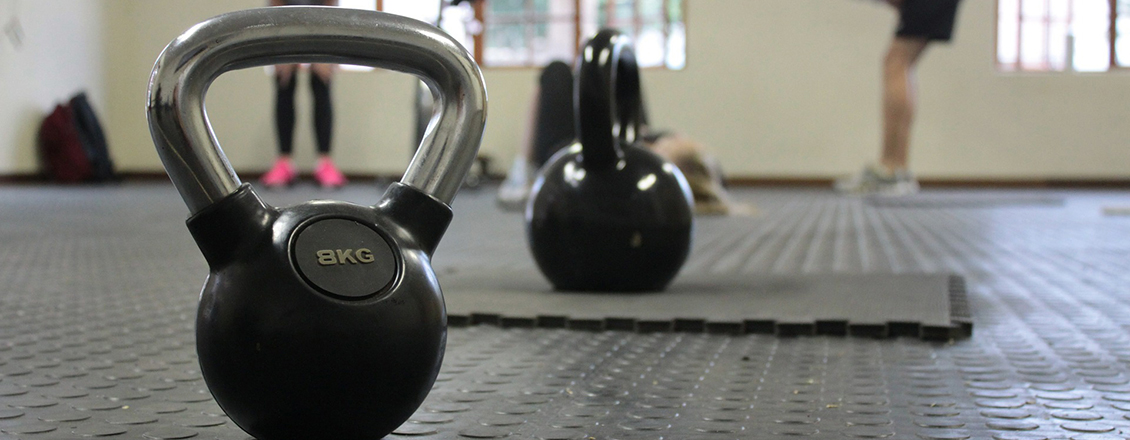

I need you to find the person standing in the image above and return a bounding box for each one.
[260,0,347,189]
[836,0,963,196]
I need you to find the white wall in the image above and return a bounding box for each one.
[89,0,1130,179]
[646,0,1130,179]
[0,0,106,174]
[103,0,423,176]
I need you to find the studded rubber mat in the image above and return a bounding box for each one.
[865,193,1064,208]
[441,270,970,340]
[1,182,1129,440]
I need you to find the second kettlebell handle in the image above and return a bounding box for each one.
[148,7,487,214]
[575,29,644,169]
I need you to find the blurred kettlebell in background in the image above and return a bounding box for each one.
[147,7,486,440]
[526,29,694,292]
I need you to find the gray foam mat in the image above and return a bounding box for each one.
[442,270,971,340]
[865,193,1064,208]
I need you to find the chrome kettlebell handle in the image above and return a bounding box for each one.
[148,7,487,214]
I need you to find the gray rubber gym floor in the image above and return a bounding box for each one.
[1,182,1129,439]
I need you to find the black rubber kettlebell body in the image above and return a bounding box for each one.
[189,184,448,439]
[147,8,486,440]
[527,30,694,292]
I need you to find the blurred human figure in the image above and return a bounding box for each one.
[497,60,750,216]
[497,61,575,209]
[408,0,486,186]
[413,0,483,145]
[646,133,753,216]
[836,0,962,196]
[260,0,347,189]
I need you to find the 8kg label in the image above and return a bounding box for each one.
[293,218,397,299]
[316,249,377,266]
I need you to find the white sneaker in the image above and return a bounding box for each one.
[497,156,535,211]
[834,164,919,196]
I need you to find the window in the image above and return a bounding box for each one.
[337,0,449,71]
[340,0,686,69]
[340,0,443,31]
[998,0,1130,72]
[482,0,686,69]
[590,0,686,69]
[340,0,377,11]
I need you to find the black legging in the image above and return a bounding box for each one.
[275,71,333,155]
[532,61,576,168]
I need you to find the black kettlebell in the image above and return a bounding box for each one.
[147,7,486,440]
[526,30,693,292]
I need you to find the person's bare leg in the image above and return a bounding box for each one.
[520,91,541,164]
[276,63,298,86]
[880,37,929,172]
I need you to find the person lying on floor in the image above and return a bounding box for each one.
[497,61,753,216]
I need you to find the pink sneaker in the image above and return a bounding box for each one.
[260,157,297,188]
[314,157,347,189]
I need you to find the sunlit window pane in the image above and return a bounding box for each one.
[636,23,666,67]
[1048,23,1070,70]
[1073,34,1111,71]
[485,22,530,67]
[998,0,1118,72]
[337,0,688,70]
[579,0,601,39]
[1020,0,1045,17]
[531,17,577,65]
[1019,20,1049,69]
[1019,0,1048,70]
[1049,0,1071,19]
[1072,0,1111,71]
[1118,17,1130,66]
[1117,0,1130,66]
[381,0,439,22]
[613,0,634,24]
[492,0,526,14]
[1048,0,1071,69]
[586,0,684,70]
[999,0,1021,67]
[666,21,686,69]
[339,0,375,10]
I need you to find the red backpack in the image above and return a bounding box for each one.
[38,103,93,183]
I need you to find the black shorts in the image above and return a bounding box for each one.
[896,0,962,42]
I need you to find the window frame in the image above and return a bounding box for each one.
[363,0,686,70]
[468,0,581,69]
[467,0,687,70]
[996,0,1128,72]
[597,0,682,68]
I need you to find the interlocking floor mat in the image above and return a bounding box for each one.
[865,193,1064,208]
[3,183,1127,440]
[443,270,970,340]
